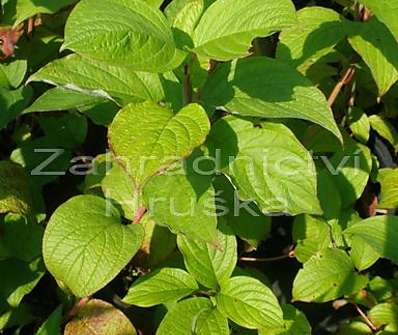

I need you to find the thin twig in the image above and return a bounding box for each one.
[183,63,193,105]
[327,66,356,107]
[354,304,379,332]
[240,250,295,262]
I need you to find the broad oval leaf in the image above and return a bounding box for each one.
[346,18,398,96]
[109,102,210,187]
[344,215,398,264]
[177,225,237,289]
[28,54,165,105]
[369,115,398,152]
[216,276,284,329]
[64,299,136,335]
[156,297,212,335]
[203,57,342,142]
[207,117,322,216]
[277,6,345,71]
[292,248,368,303]
[63,0,176,72]
[43,195,144,297]
[193,0,296,60]
[123,268,198,307]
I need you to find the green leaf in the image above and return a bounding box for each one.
[0,258,45,308]
[358,0,398,40]
[177,225,237,289]
[0,214,43,262]
[101,163,137,220]
[259,304,311,335]
[292,248,368,302]
[35,306,63,335]
[0,86,33,130]
[277,6,345,71]
[344,215,398,264]
[216,276,283,330]
[207,116,322,216]
[203,57,342,142]
[350,235,380,271]
[193,0,296,60]
[63,0,177,72]
[292,215,332,263]
[0,161,33,216]
[195,308,229,335]
[377,168,398,209]
[324,137,372,206]
[43,195,144,297]
[369,115,398,152]
[348,107,370,144]
[109,102,210,187]
[317,169,342,220]
[123,268,198,307]
[346,18,398,96]
[368,303,398,330]
[337,321,373,335]
[28,54,165,106]
[64,299,137,335]
[0,60,27,88]
[156,297,212,335]
[143,164,218,242]
[213,175,271,248]
[23,88,109,114]
[1,0,77,26]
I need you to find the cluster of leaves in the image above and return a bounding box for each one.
[1,0,398,334]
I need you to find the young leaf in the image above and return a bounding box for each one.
[193,0,296,60]
[377,168,398,209]
[156,297,212,335]
[0,161,33,216]
[64,299,137,335]
[43,195,144,297]
[277,6,345,71]
[358,0,398,40]
[216,276,284,329]
[344,215,398,264]
[35,306,63,335]
[203,57,342,142]
[346,18,398,96]
[63,0,177,72]
[28,54,165,105]
[292,248,368,303]
[109,102,210,186]
[195,308,229,335]
[177,225,237,289]
[207,117,322,216]
[123,268,198,307]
